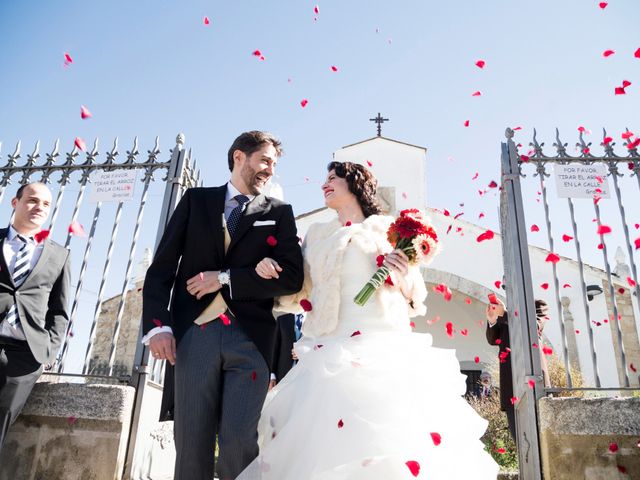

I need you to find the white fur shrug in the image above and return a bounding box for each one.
[276,214,427,337]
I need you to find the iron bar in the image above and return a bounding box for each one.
[82,201,125,374]
[593,201,630,387]
[535,158,572,387]
[566,197,601,387]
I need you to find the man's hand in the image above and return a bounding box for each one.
[255,257,282,279]
[291,348,298,361]
[486,298,506,325]
[186,271,222,300]
[149,332,177,365]
[268,379,276,391]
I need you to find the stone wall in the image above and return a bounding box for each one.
[0,382,135,480]
[539,396,640,479]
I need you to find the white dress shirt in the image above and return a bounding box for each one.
[0,225,45,340]
[142,182,255,345]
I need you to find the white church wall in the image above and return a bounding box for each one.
[332,137,426,213]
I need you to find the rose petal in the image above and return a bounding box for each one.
[64,52,73,64]
[430,432,442,446]
[494,280,501,289]
[434,283,453,301]
[337,419,344,428]
[464,120,470,127]
[300,299,313,312]
[34,230,50,244]
[527,380,535,389]
[445,322,454,338]
[331,65,338,72]
[603,136,613,144]
[460,328,468,336]
[563,283,572,288]
[599,2,608,9]
[597,224,612,235]
[562,234,574,242]
[74,137,86,151]
[474,356,480,363]
[615,87,626,95]
[219,313,231,325]
[300,99,308,108]
[603,49,615,57]
[472,90,482,97]
[634,237,640,250]
[545,253,560,264]
[622,80,632,88]
[488,293,499,305]
[542,346,553,356]
[511,396,519,405]
[203,16,210,25]
[350,330,361,337]
[465,297,472,305]
[68,221,86,237]
[475,60,485,69]
[266,235,278,246]
[477,230,495,242]
[530,224,540,232]
[313,5,319,14]
[153,319,163,328]
[609,442,619,453]
[488,180,498,189]
[251,370,257,381]
[80,105,92,119]
[405,460,420,477]
[366,160,373,167]
[628,277,637,287]
[497,447,506,454]
[541,283,549,290]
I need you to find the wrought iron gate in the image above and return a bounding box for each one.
[500,127,640,479]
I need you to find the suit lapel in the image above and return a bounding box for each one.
[208,185,227,263]
[228,194,270,252]
[20,238,54,288]
[0,229,13,288]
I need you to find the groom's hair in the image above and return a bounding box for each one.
[228,131,283,171]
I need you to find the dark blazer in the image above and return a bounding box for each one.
[486,312,513,411]
[272,314,297,382]
[0,229,71,364]
[142,186,304,419]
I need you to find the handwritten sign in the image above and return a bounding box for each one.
[89,170,137,203]
[554,164,610,199]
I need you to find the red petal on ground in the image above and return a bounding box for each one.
[630,363,637,373]
[350,330,362,337]
[635,47,640,59]
[609,442,619,453]
[497,448,506,454]
[465,298,472,305]
[405,460,420,477]
[445,322,454,338]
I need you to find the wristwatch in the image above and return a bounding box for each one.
[218,270,230,286]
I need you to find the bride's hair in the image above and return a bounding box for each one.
[327,161,382,218]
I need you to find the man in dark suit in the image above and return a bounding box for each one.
[0,182,71,451]
[486,297,550,441]
[270,313,304,386]
[142,131,304,480]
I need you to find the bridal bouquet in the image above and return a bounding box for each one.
[354,209,440,306]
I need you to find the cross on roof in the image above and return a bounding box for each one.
[369,113,389,137]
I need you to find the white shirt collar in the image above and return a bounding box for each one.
[7,225,33,243]
[225,181,255,204]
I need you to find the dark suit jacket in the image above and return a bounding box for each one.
[0,229,71,364]
[486,312,513,411]
[272,314,297,382]
[142,186,304,419]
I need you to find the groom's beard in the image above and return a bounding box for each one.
[241,163,270,195]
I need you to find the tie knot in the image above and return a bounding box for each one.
[16,234,33,244]
[234,194,250,207]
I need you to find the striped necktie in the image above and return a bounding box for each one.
[5,234,35,327]
[227,194,250,237]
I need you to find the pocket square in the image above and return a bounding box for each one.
[253,220,276,226]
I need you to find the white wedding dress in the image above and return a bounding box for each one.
[237,218,499,479]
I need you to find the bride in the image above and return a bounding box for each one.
[237,161,499,479]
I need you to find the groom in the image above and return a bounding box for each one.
[142,131,304,480]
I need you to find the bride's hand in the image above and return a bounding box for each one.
[255,257,282,279]
[383,249,409,276]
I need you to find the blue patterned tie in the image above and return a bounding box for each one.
[227,194,250,237]
[294,314,303,341]
[5,234,34,327]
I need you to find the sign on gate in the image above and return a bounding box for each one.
[89,169,138,203]
[554,163,611,199]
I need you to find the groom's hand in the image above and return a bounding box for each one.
[186,271,222,300]
[149,332,177,365]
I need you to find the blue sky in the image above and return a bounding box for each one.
[1,0,638,370]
